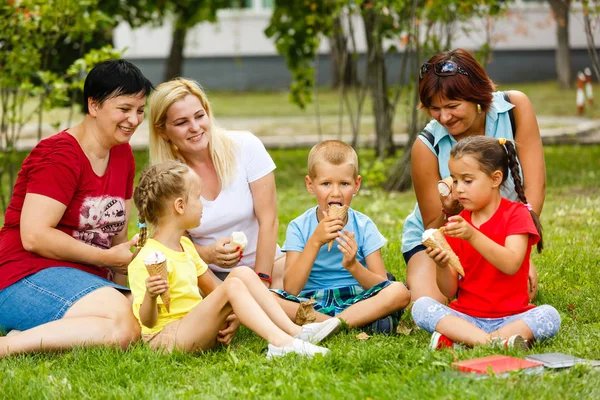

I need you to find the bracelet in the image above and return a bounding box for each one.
[256,271,272,284]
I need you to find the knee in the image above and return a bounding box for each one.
[384,282,411,311]
[111,305,141,349]
[411,297,435,327]
[534,305,562,341]
[228,266,254,280]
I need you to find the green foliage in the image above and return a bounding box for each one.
[0,0,119,211]
[265,0,345,108]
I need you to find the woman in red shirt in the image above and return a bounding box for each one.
[0,59,153,357]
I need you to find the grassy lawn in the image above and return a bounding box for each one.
[1,144,600,399]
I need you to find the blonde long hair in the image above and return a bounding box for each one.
[148,78,237,187]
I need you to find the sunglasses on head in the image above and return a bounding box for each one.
[419,60,469,80]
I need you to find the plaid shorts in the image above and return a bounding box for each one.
[142,319,182,352]
[271,280,393,317]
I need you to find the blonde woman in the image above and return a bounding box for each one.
[148,78,284,289]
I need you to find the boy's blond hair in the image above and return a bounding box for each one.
[307,140,359,178]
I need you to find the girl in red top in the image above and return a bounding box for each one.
[412,136,560,350]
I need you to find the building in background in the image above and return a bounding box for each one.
[114,0,597,89]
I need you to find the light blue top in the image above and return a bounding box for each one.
[283,206,387,291]
[402,92,521,254]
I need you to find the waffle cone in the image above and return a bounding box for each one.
[422,228,465,276]
[295,299,317,325]
[145,261,171,312]
[327,205,348,251]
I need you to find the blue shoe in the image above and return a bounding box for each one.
[368,315,396,335]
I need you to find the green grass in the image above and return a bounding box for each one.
[1,145,600,398]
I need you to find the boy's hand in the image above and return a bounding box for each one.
[337,230,358,270]
[425,246,450,268]
[145,275,169,299]
[444,215,475,241]
[310,210,345,247]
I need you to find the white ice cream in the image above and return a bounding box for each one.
[144,250,166,265]
[422,229,438,243]
[230,231,248,251]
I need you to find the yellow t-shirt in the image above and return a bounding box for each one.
[128,237,208,334]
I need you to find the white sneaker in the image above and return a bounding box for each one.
[266,338,330,359]
[295,318,342,344]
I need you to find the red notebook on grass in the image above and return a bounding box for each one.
[452,355,544,375]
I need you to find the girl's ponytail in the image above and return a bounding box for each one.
[503,140,544,253]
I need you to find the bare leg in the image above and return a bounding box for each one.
[338,282,410,327]
[175,277,296,352]
[0,287,140,357]
[271,255,286,290]
[406,251,447,303]
[271,294,330,323]
[227,267,301,336]
[436,316,534,346]
[494,320,534,341]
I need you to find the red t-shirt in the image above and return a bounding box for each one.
[0,131,135,290]
[446,198,540,318]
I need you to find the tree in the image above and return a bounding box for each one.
[267,0,505,173]
[582,0,600,81]
[0,0,118,211]
[547,0,573,89]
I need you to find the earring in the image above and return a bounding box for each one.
[476,104,482,114]
[170,141,179,152]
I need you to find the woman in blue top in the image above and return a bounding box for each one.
[403,48,545,303]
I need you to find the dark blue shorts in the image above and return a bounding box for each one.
[0,267,129,335]
[402,244,427,265]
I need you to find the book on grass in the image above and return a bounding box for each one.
[525,353,600,369]
[452,355,544,375]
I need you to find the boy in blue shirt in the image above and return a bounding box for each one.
[272,140,410,333]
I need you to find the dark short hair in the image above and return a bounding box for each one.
[419,49,495,112]
[83,59,154,114]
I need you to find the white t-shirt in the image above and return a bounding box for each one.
[187,131,282,272]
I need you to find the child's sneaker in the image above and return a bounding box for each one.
[295,318,341,344]
[430,331,463,350]
[266,338,330,359]
[490,334,529,350]
[368,315,396,335]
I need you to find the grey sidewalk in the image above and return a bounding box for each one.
[14,115,600,151]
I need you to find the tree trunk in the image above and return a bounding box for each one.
[164,21,188,81]
[362,9,394,158]
[548,0,573,89]
[385,44,422,192]
[329,16,358,88]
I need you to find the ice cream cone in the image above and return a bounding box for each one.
[438,176,453,197]
[327,204,348,251]
[144,251,171,312]
[422,228,465,276]
[230,231,248,251]
[295,298,317,325]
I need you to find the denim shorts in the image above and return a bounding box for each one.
[0,267,129,335]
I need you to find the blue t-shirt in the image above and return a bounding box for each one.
[283,206,387,292]
[402,92,521,254]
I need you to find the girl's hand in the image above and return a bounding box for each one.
[217,313,240,346]
[425,246,450,268]
[311,210,345,247]
[210,237,242,269]
[145,275,169,299]
[337,230,358,270]
[444,215,475,241]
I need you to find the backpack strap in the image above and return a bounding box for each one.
[502,91,517,137]
[418,128,439,156]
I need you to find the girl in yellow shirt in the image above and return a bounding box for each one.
[129,161,341,358]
